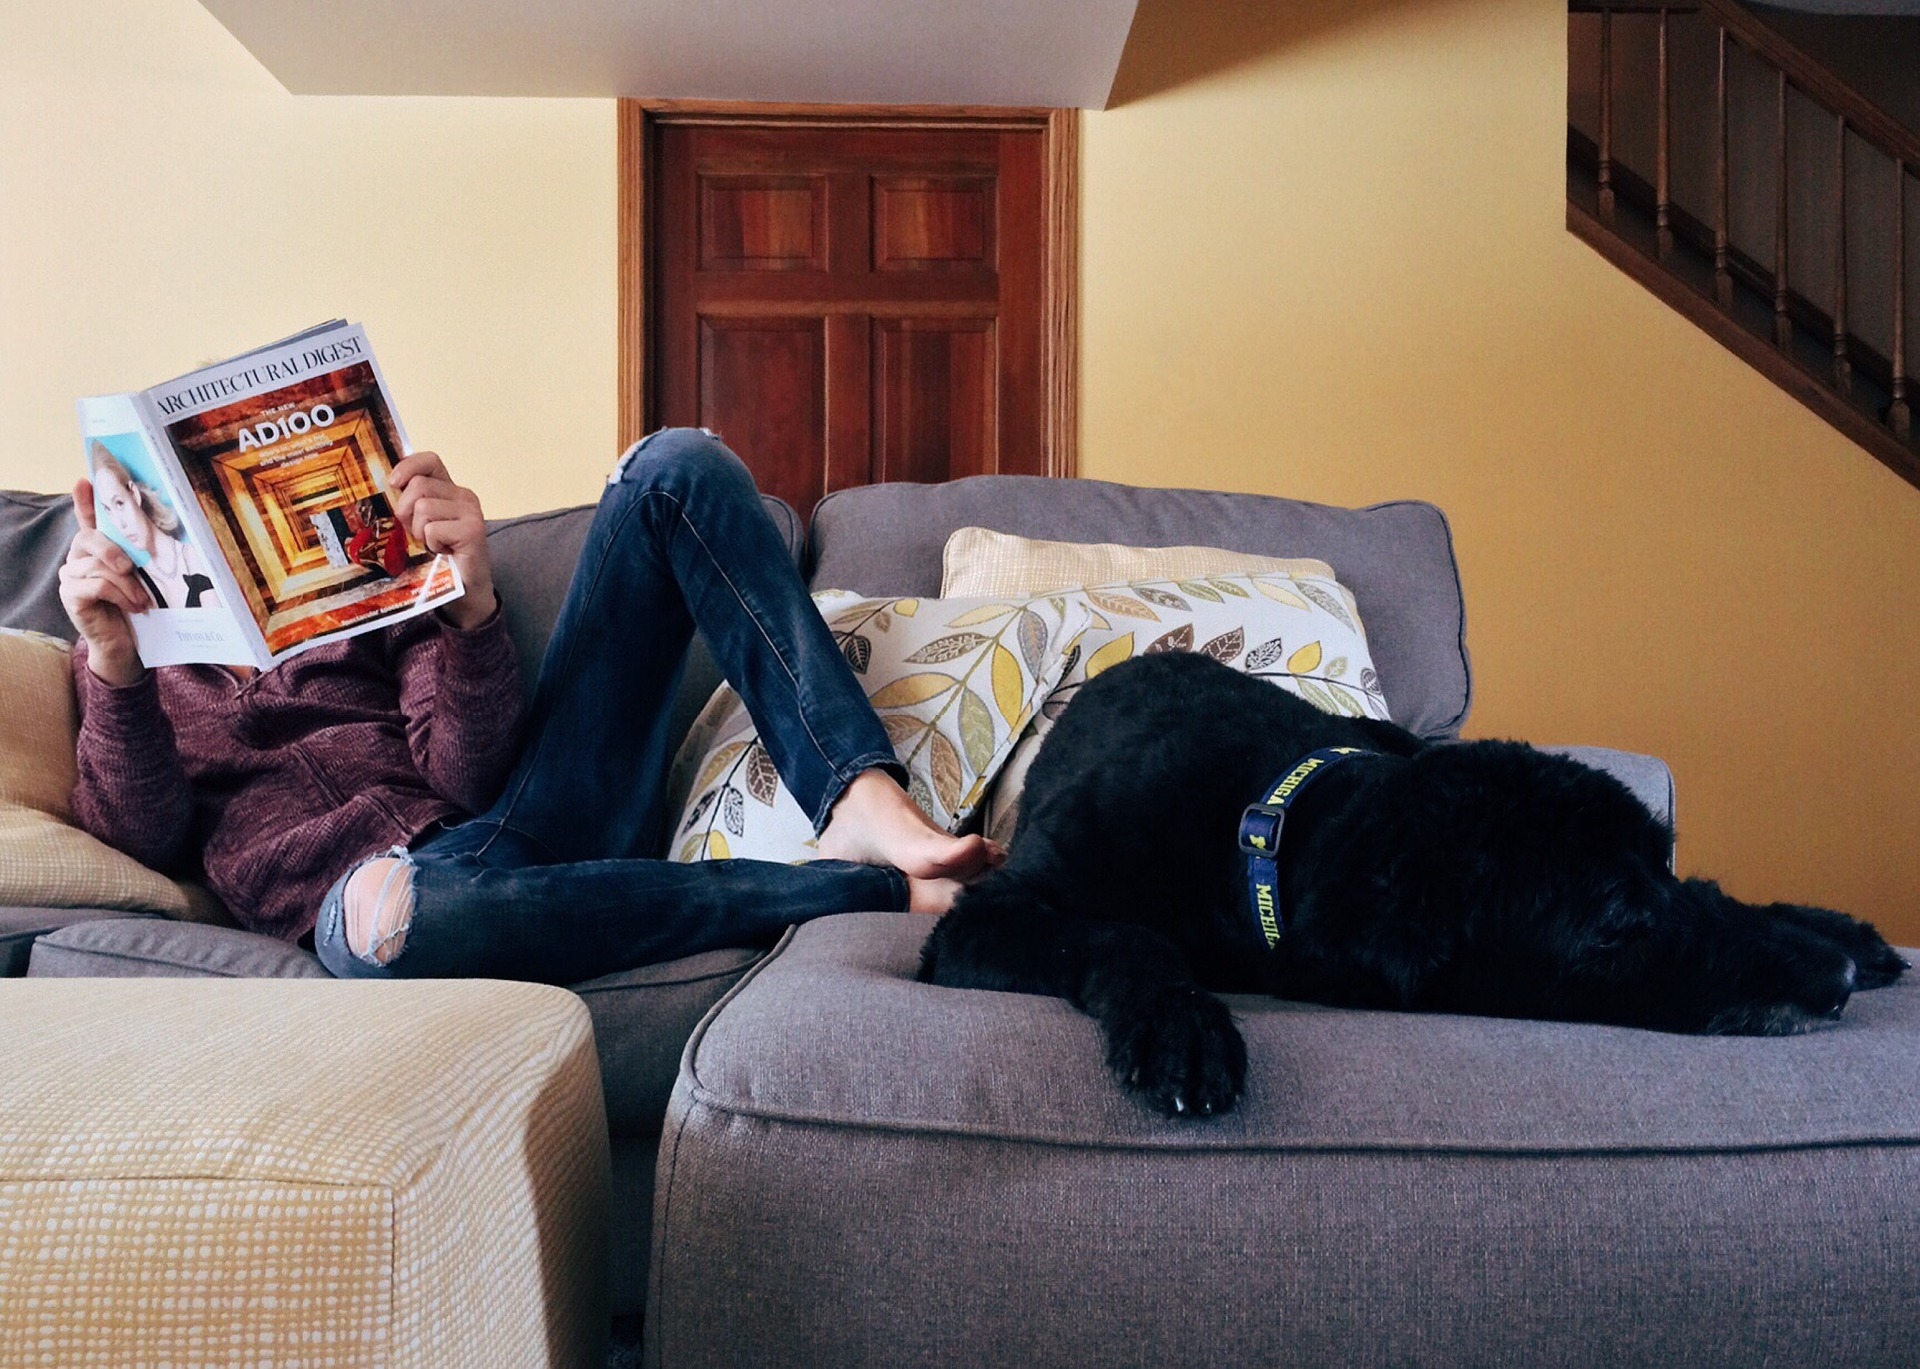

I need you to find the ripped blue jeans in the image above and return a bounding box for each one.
[313,428,907,985]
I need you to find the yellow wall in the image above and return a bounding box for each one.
[0,0,616,516]
[1083,0,1920,941]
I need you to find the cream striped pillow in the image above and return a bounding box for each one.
[942,526,1335,598]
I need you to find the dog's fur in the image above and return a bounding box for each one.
[919,652,1907,1117]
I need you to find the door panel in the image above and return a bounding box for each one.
[696,317,827,516]
[872,177,997,272]
[874,319,997,485]
[698,175,826,271]
[651,115,1051,518]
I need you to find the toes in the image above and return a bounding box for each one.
[1109,987,1247,1120]
[1853,944,1909,991]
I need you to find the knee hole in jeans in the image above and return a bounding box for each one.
[344,852,416,966]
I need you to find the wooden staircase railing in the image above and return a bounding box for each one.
[1568,0,1920,489]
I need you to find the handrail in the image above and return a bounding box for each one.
[1567,0,1918,480]
[1697,0,1920,169]
[1571,0,1920,168]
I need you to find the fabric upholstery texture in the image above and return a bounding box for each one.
[1,978,610,1367]
[648,913,1920,1368]
[0,907,152,978]
[0,492,79,641]
[940,525,1331,598]
[28,922,756,1132]
[808,475,1470,739]
[569,947,764,1135]
[0,630,191,915]
[29,917,333,979]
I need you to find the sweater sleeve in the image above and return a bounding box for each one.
[390,603,525,814]
[69,643,195,873]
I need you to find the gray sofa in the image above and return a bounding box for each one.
[5,477,1917,1365]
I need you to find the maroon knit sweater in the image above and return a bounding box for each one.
[71,609,523,942]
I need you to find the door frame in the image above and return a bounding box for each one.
[616,99,1079,478]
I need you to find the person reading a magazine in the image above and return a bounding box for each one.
[61,428,1000,983]
[86,441,219,610]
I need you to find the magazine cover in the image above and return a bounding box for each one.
[78,322,463,667]
[76,393,256,667]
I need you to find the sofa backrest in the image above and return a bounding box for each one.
[0,489,803,759]
[806,475,1472,738]
[5,476,1466,738]
[0,493,80,640]
[483,498,802,748]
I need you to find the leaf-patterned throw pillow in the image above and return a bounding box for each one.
[666,590,1090,864]
[979,570,1390,847]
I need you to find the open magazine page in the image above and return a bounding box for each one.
[75,394,259,667]
[143,323,463,663]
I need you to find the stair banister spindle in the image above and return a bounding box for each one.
[1657,6,1673,259]
[1599,3,1615,222]
[1834,115,1852,394]
[1715,26,1733,308]
[1895,159,1911,440]
[1775,70,1791,349]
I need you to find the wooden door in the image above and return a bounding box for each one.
[627,105,1076,519]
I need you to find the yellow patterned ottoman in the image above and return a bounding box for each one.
[0,979,609,1367]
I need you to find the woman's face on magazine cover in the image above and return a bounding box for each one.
[95,466,155,556]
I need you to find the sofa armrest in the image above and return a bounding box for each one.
[1540,745,1675,830]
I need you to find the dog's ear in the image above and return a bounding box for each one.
[1351,717,1428,758]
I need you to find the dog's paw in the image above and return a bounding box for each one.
[1107,986,1247,1119]
[1766,904,1910,992]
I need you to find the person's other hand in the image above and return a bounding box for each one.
[390,451,497,629]
[59,479,149,685]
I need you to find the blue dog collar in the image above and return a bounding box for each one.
[1240,747,1374,950]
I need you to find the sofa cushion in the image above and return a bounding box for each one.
[1,977,608,1366]
[29,916,761,1137]
[29,918,331,979]
[808,475,1471,739]
[940,526,1324,597]
[685,914,1920,1154]
[571,948,764,1134]
[0,906,154,978]
[0,629,194,916]
[648,913,1920,1367]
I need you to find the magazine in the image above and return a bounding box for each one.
[76,321,463,668]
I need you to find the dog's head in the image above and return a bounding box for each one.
[1292,741,1875,1035]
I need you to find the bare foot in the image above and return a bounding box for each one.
[817,769,1005,881]
[907,875,965,915]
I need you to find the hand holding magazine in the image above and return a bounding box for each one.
[76,321,463,669]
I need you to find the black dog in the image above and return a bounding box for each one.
[920,651,1907,1118]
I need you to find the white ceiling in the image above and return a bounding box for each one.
[195,0,1141,107]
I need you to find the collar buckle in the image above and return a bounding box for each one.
[1238,804,1286,858]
